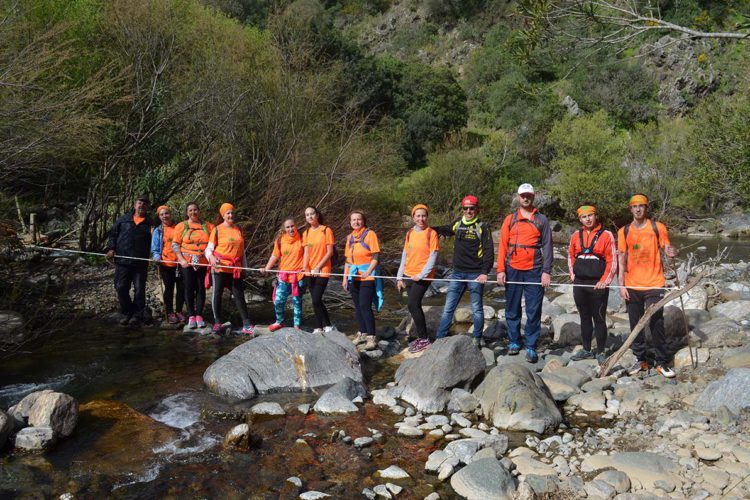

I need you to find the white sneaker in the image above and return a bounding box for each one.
[324,326,335,333]
[312,328,323,334]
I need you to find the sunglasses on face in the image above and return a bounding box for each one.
[462,206,477,211]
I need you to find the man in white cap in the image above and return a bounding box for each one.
[497,184,553,363]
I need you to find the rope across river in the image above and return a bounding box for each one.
[27,245,680,291]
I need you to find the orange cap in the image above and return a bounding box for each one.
[220,203,235,217]
[156,205,170,215]
[577,205,596,217]
[411,204,429,217]
[629,194,649,207]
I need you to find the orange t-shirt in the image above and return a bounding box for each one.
[303,225,335,278]
[133,215,146,225]
[497,209,542,272]
[403,227,439,278]
[173,220,215,263]
[345,228,380,281]
[209,223,245,273]
[273,234,304,272]
[617,219,670,289]
[160,224,178,268]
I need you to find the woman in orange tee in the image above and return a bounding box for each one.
[264,218,305,331]
[397,204,439,353]
[151,205,185,324]
[302,206,335,333]
[172,202,215,329]
[343,210,380,350]
[206,203,254,336]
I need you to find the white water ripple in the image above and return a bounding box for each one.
[148,393,220,457]
[0,373,75,405]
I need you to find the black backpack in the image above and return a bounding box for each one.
[573,227,607,281]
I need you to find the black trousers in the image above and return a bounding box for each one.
[626,288,668,365]
[159,265,185,314]
[573,281,609,353]
[308,276,331,329]
[211,271,250,325]
[350,280,375,335]
[407,280,431,340]
[114,264,148,318]
[183,266,206,317]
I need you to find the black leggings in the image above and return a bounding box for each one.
[408,280,431,340]
[183,266,206,317]
[211,271,250,325]
[350,280,375,335]
[159,265,185,314]
[308,276,331,329]
[573,282,609,353]
[627,288,667,365]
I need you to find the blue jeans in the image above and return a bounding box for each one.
[436,272,485,339]
[505,266,544,349]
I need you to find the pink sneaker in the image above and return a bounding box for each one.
[241,325,255,335]
[196,316,206,328]
[211,323,222,334]
[268,323,283,332]
[167,313,179,324]
[187,316,197,329]
[176,312,187,323]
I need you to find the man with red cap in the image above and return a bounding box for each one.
[497,183,553,363]
[618,193,679,378]
[434,195,495,347]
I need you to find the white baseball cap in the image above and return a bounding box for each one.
[517,183,535,195]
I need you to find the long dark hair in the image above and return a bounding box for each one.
[305,206,325,225]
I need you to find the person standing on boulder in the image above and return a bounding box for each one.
[302,206,335,334]
[567,204,617,364]
[107,196,153,326]
[264,217,305,331]
[433,195,494,348]
[151,204,186,324]
[618,194,679,378]
[397,204,440,353]
[497,184,553,364]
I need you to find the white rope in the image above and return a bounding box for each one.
[27,245,680,291]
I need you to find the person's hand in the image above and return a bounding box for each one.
[106,249,115,261]
[412,275,422,283]
[209,256,218,268]
[497,271,506,285]
[397,280,405,292]
[312,267,320,276]
[594,280,607,290]
[666,245,679,258]
[476,274,488,284]
[620,286,630,301]
[179,258,189,268]
[541,272,551,288]
[361,270,371,279]
[342,279,348,292]
[569,272,575,282]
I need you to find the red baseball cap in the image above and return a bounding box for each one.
[461,195,479,207]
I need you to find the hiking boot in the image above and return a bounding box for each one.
[268,323,283,332]
[656,364,676,379]
[312,328,324,334]
[526,348,539,364]
[410,338,432,353]
[507,343,521,355]
[353,332,368,345]
[119,314,132,326]
[167,313,179,324]
[196,316,206,328]
[324,326,335,333]
[187,316,197,329]
[596,353,607,365]
[363,335,378,351]
[472,337,481,348]
[176,312,186,323]
[211,323,223,334]
[241,325,255,335]
[628,360,650,376]
[571,349,594,361]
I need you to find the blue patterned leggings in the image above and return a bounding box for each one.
[274,279,305,326]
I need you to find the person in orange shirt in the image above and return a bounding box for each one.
[264,218,305,331]
[172,202,215,329]
[206,203,254,336]
[302,206,335,334]
[497,184,553,364]
[397,204,439,353]
[107,196,152,326]
[567,204,617,363]
[618,193,679,378]
[151,205,185,324]
[343,210,381,351]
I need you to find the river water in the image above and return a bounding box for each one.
[1,235,748,498]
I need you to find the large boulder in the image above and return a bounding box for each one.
[204,328,362,401]
[450,457,516,499]
[8,389,55,425]
[711,300,750,323]
[27,392,78,437]
[473,364,562,434]
[694,368,750,413]
[390,336,485,413]
[692,317,746,348]
[552,314,581,346]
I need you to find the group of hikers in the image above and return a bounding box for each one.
[106,183,680,378]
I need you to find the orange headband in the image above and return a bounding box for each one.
[411,203,429,217]
[220,203,235,217]
[629,194,649,207]
[577,205,596,217]
[156,205,170,215]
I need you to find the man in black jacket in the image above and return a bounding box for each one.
[107,196,152,325]
[434,195,495,347]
